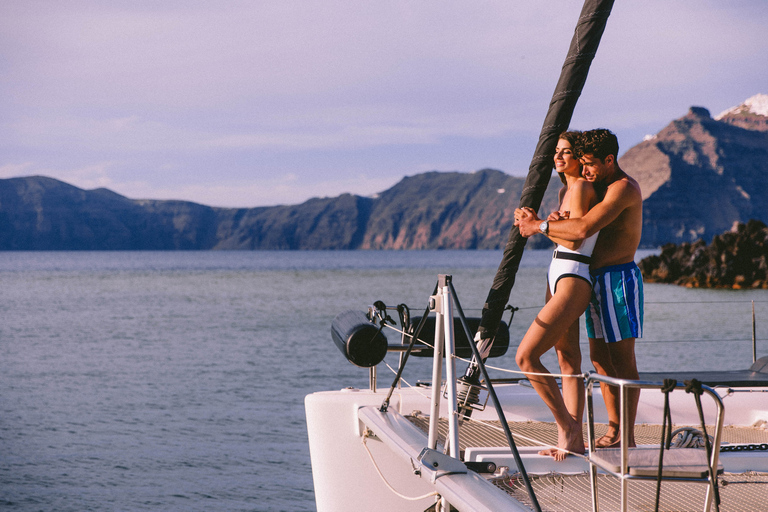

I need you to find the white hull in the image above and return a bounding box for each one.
[306,380,768,511]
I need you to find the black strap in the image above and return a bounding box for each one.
[553,250,591,264]
[655,379,677,512]
[380,283,438,413]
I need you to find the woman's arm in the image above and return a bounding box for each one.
[544,179,596,250]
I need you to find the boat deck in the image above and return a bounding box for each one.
[408,416,768,511]
[407,415,768,452]
[498,471,768,512]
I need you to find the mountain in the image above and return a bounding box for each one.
[715,93,768,132]
[623,93,768,246]
[0,171,562,250]
[0,176,220,250]
[2,94,767,251]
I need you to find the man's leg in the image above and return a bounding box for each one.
[589,336,638,447]
[587,262,643,447]
[608,337,639,446]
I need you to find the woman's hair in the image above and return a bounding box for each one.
[555,130,583,184]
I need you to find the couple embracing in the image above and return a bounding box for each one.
[513,128,644,460]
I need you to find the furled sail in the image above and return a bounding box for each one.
[476,0,615,343]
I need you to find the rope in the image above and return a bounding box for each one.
[381,323,586,380]
[361,429,439,502]
[671,427,711,449]
[381,361,433,401]
[382,317,767,347]
[377,300,768,312]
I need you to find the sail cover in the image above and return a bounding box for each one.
[477,0,615,341]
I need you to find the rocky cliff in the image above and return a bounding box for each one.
[0,176,217,250]
[3,94,767,251]
[0,171,561,250]
[639,220,768,289]
[621,94,768,246]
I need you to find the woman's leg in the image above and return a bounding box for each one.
[516,277,591,460]
[556,319,584,424]
[542,287,585,452]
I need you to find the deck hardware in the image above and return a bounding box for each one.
[410,458,421,476]
[464,461,498,474]
[418,448,468,483]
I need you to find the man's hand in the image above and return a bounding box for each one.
[514,207,542,238]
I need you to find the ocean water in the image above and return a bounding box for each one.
[2,250,767,512]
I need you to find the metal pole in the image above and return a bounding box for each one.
[753,300,757,364]
[620,383,628,512]
[442,280,460,459]
[448,280,542,512]
[428,291,445,451]
[586,377,600,512]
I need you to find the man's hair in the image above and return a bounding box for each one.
[581,128,619,162]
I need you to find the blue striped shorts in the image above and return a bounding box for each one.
[585,262,644,343]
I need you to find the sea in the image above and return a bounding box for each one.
[2,250,767,512]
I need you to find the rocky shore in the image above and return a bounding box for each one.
[639,220,768,288]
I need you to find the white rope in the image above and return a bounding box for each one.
[382,361,432,401]
[361,430,439,502]
[382,323,586,380]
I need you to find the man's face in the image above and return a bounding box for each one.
[580,153,613,182]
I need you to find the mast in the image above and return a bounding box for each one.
[476,0,615,343]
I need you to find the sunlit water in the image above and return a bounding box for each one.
[2,250,767,511]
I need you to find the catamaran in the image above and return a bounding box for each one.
[305,2,768,510]
[306,275,768,511]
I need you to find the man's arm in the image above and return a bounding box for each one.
[516,179,638,240]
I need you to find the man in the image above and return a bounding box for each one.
[515,128,644,447]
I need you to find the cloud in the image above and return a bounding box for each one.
[0,161,121,189]
[100,172,401,209]
[0,163,35,179]
[1,1,766,208]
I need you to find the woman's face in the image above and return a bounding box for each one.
[554,139,580,177]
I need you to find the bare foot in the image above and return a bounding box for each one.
[538,447,561,457]
[540,422,585,461]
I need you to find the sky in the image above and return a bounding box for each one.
[1,1,766,208]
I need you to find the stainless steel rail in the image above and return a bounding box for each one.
[585,372,725,512]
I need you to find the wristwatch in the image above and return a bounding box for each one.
[539,220,549,235]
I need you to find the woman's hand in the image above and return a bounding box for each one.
[514,207,542,237]
[547,210,570,221]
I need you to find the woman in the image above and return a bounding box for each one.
[513,131,600,461]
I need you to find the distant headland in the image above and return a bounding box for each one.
[1,95,767,251]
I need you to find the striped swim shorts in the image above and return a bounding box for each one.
[585,261,644,343]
